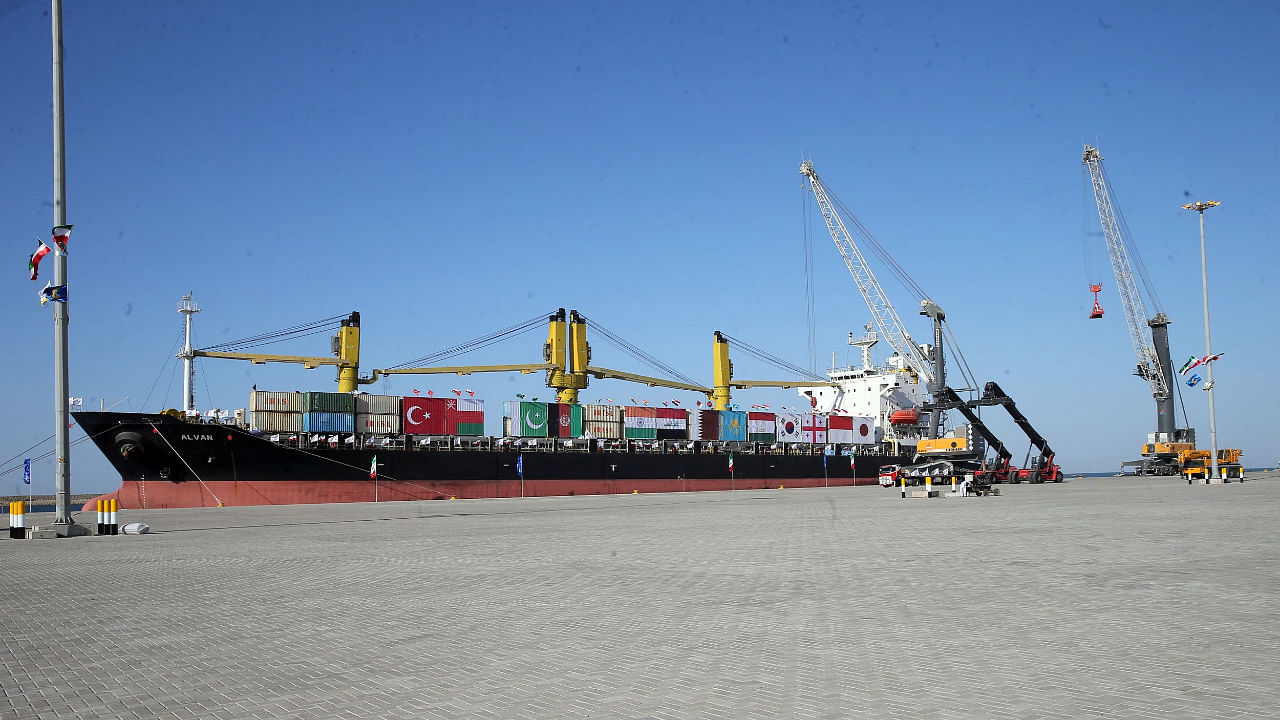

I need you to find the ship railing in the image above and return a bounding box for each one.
[558,438,592,453]
[631,440,664,454]
[675,440,698,455]
[600,439,629,453]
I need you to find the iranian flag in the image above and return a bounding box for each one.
[28,241,51,280]
[51,224,72,251]
[370,455,378,479]
[728,453,734,473]
[1179,355,1201,375]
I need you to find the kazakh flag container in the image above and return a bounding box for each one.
[718,410,748,442]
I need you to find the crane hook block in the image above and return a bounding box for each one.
[1089,284,1104,319]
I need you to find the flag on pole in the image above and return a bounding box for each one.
[466,389,474,397]
[23,459,31,485]
[370,455,378,479]
[1202,380,1215,391]
[51,225,72,251]
[1200,352,1224,365]
[728,453,734,473]
[516,454,524,478]
[1179,355,1201,375]
[412,388,421,395]
[1186,374,1202,388]
[850,453,856,471]
[39,283,68,305]
[28,241,51,280]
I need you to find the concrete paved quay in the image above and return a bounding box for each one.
[3,473,1279,719]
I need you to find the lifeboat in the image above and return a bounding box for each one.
[889,408,919,425]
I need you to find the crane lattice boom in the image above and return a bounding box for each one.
[1082,146,1168,400]
[799,161,935,387]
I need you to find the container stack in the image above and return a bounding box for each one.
[249,391,304,433]
[583,404,622,439]
[302,391,355,433]
[356,394,402,435]
[404,397,450,435]
[449,398,485,435]
[547,402,584,438]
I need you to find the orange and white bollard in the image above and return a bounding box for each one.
[8,501,25,539]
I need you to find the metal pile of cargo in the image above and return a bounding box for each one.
[249,391,485,437]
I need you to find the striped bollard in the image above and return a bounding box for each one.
[9,501,25,539]
[109,498,119,536]
[96,499,104,535]
[951,476,957,494]
[899,475,906,499]
[925,476,932,496]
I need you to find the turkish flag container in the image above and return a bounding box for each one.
[802,414,828,444]
[403,397,449,435]
[827,414,854,443]
[446,398,485,435]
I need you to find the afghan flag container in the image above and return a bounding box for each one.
[655,407,688,440]
[503,401,550,437]
[403,397,449,435]
[718,410,747,442]
[447,397,485,435]
[748,411,776,442]
[548,403,583,438]
[623,406,657,440]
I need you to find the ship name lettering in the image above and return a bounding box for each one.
[180,434,214,441]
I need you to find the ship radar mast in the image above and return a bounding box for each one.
[848,322,878,371]
[178,293,201,415]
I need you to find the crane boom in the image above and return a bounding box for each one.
[1082,145,1169,402]
[800,161,935,388]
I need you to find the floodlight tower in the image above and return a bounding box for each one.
[1182,199,1222,480]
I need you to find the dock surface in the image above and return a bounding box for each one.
[4,474,1279,719]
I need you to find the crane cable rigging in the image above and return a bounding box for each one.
[718,332,826,382]
[198,313,350,353]
[387,311,554,369]
[582,316,701,388]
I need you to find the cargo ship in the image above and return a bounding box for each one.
[74,300,923,509]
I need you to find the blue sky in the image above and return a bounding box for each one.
[3,1,1278,494]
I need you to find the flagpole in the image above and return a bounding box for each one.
[50,0,75,527]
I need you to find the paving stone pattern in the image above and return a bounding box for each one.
[3,474,1279,719]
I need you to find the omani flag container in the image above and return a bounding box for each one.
[447,397,485,435]
[718,410,748,442]
[623,406,657,440]
[748,411,776,442]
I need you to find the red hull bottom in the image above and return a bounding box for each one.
[86,476,883,510]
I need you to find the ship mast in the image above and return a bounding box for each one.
[178,293,200,414]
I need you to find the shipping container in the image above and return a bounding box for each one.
[302,411,355,433]
[691,409,719,441]
[249,410,303,433]
[623,406,657,440]
[748,411,776,442]
[584,404,622,422]
[356,413,401,435]
[453,397,484,413]
[354,393,401,415]
[802,414,828,444]
[446,404,485,436]
[828,414,853,444]
[547,403,584,438]
[775,413,803,442]
[584,419,623,440]
[403,397,449,435]
[249,391,304,413]
[719,410,748,442]
[303,392,355,413]
[503,401,550,437]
